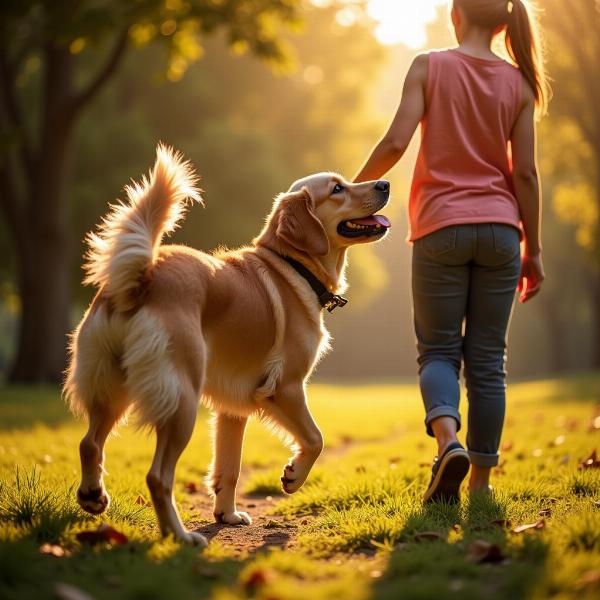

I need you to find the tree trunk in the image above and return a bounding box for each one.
[9,45,74,383]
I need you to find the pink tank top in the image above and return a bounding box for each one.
[409,49,522,241]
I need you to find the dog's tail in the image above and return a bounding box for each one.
[83,144,202,312]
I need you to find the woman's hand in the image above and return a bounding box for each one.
[518,252,545,303]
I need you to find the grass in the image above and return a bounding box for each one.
[0,375,599,599]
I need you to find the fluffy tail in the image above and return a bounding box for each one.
[84,144,202,312]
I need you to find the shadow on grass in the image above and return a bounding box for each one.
[371,493,549,600]
[0,385,71,431]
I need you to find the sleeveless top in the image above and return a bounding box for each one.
[409,48,523,241]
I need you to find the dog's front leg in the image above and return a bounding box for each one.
[207,413,251,525]
[260,384,324,494]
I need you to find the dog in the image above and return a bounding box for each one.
[64,144,391,546]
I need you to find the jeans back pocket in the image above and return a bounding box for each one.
[491,224,520,259]
[421,226,458,256]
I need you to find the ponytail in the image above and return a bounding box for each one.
[505,0,550,116]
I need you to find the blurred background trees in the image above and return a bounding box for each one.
[0,0,598,383]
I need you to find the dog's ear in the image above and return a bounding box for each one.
[276,187,330,256]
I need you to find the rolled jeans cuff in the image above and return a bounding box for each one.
[468,449,499,468]
[425,406,462,437]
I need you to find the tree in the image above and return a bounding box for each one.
[542,0,600,364]
[0,0,300,382]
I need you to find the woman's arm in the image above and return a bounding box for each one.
[510,82,545,303]
[354,54,428,183]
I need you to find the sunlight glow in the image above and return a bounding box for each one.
[367,0,449,47]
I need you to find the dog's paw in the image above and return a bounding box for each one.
[180,531,209,547]
[214,511,252,525]
[281,464,305,494]
[77,486,110,515]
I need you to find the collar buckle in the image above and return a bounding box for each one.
[324,294,349,313]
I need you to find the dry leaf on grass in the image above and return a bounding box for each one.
[135,495,148,505]
[39,543,66,557]
[76,524,128,546]
[579,450,600,470]
[576,569,600,589]
[512,519,545,533]
[243,569,272,592]
[466,540,505,563]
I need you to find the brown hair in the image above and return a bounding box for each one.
[453,0,550,115]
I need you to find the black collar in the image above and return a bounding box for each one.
[276,253,348,313]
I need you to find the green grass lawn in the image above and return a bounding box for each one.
[1,375,599,599]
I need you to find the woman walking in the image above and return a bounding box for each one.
[355,0,550,502]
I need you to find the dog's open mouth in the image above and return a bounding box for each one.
[337,215,391,238]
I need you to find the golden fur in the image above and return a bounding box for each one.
[64,144,390,545]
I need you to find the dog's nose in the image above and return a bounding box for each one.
[374,180,390,193]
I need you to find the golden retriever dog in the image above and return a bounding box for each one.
[64,144,390,546]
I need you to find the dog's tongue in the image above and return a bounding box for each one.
[350,215,391,228]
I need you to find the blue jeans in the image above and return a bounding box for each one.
[412,224,521,467]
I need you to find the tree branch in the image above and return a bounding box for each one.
[71,28,129,115]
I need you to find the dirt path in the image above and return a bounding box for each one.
[191,493,302,555]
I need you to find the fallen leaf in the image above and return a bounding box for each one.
[76,524,128,546]
[576,569,600,589]
[538,508,552,517]
[466,540,505,563]
[512,519,545,533]
[54,583,95,600]
[300,518,309,525]
[244,569,271,591]
[39,543,66,557]
[579,450,600,470]
[135,495,147,505]
[501,441,513,452]
[413,531,443,542]
[185,482,199,494]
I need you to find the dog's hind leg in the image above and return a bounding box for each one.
[77,391,128,515]
[207,413,251,525]
[146,387,207,546]
[259,384,324,494]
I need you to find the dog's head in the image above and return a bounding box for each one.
[255,173,391,258]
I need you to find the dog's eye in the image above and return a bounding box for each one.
[332,183,344,194]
